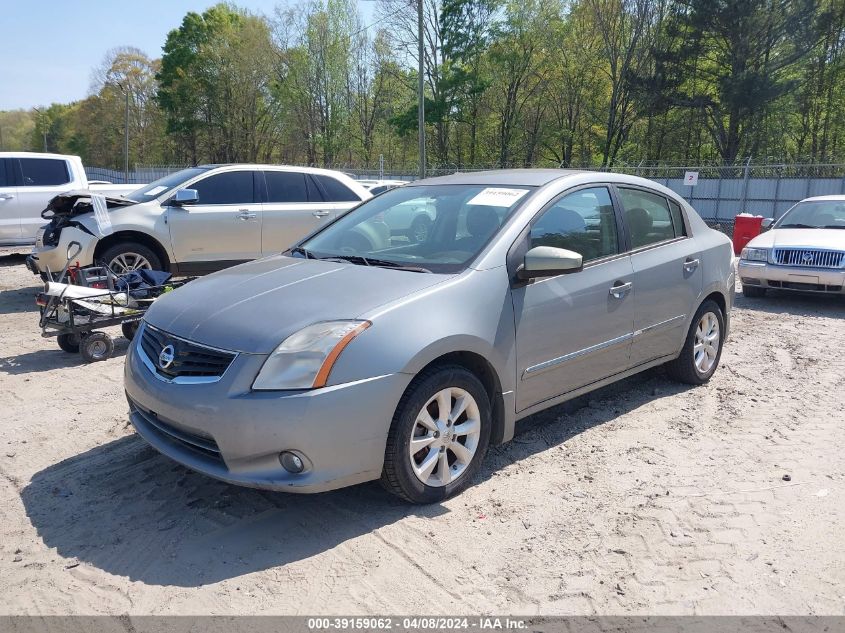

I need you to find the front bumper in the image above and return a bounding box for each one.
[124,329,413,493]
[738,260,845,294]
[27,226,97,275]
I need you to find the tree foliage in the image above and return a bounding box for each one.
[2,0,842,169]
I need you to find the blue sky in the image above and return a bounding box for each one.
[0,0,377,111]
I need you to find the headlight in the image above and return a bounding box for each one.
[252,320,371,390]
[740,247,768,262]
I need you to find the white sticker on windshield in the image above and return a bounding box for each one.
[145,185,168,196]
[468,187,529,207]
[91,194,114,237]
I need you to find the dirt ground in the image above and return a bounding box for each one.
[0,251,843,616]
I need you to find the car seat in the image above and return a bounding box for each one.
[626,207,653,248]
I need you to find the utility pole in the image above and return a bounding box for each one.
[417,0,426,180]
[124,89,130,184]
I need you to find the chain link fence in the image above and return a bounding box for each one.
[87,161,845,236]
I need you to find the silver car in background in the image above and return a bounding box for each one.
[125,170,735,503]
[738,195,845,297]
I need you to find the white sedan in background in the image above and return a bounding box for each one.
[738,195,845,297]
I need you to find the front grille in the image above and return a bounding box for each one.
[140,323,236,380]
[773,248,844,269]
[768,280,843,292]
[129,398,223,462]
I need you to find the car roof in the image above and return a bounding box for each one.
[802,195,845,202]
[412,168,592,187]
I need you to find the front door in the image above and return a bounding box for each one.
[616,187,703,366]
[260,170,336,254]
[513,186,635,412]
[167,169,262,270]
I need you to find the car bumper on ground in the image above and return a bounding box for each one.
[27,226,97,276]
[124,329,413,493]
[738,260,845,294]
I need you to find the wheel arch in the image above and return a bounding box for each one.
[409,351,507,446]
[93,231,171,271]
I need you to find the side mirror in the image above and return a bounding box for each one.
[171,189,199,206]
[518,246,583,280]
[761,218,774,231]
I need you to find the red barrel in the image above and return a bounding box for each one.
[733,215,764,255]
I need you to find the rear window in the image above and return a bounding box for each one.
[18,158,70,187]
[192,171,255,205]
[313,174,359,202]
[264,171,309,203]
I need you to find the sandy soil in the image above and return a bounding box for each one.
[0,252,843,615]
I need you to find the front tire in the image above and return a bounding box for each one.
[381,365,491,503]
[665,300,725,385]
[100,242,162,274]
[57,333,80,353]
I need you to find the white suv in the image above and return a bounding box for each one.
[27,165,370,277]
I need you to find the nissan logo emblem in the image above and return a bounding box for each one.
[158,344,175,370]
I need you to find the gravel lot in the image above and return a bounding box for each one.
[0,252,843,616]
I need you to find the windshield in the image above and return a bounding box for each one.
[776,200,845,229]
[295,184,535,273]
[124,167,211,203]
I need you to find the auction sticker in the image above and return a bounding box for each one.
[468,188,529,207]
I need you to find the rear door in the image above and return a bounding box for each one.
[14,157,74,242]
[260,170,333,254]
[0,158,21,243]
[310,173,364,217]
[617,186,703,366]
[167,169,262,270]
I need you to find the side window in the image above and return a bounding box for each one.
[530,186,619,263]
[264,171,308,203]
[306,175,324,202]
[191,171,254,205]
[0,159,8,187]
[618,188,678,248]
[314,174,359,202]
[668,199,687,237]
[18,158,70,187]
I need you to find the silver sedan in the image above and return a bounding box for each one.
[124,170,735,503]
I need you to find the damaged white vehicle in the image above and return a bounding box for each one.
[26,164,370,278]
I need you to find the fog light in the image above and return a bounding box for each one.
[279,451,305,473]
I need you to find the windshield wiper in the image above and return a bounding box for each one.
[289,246,315,259]
[779,223,815,228]
[320,254,432,273]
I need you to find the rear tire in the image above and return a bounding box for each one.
[100,242,162,275]
[742,284,766,298]
[381,365,491,503]
[665,300,725,385]
[79,331,114,363]
[57,333,80,354]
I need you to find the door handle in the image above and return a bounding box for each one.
[0,194,14,201]
[609,281,632,299]
[683,258,700,273]
[313,210,331,218]
[237,210,257,220]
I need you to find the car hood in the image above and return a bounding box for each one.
[41,190,136,221]
[748,228,845,250]
[143,255,452,354]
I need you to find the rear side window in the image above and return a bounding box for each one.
[617,188,680,248]
[313,174,359,202]
[668,199,687,237]
[264,171,309,203]
[18,158,70,186]
[192,171,254,205]
[0,159,8,187]
[306,175,324,202]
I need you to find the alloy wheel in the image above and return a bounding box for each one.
[109,252,152,274]
[408,387,481,487]
[693,312,720,374]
